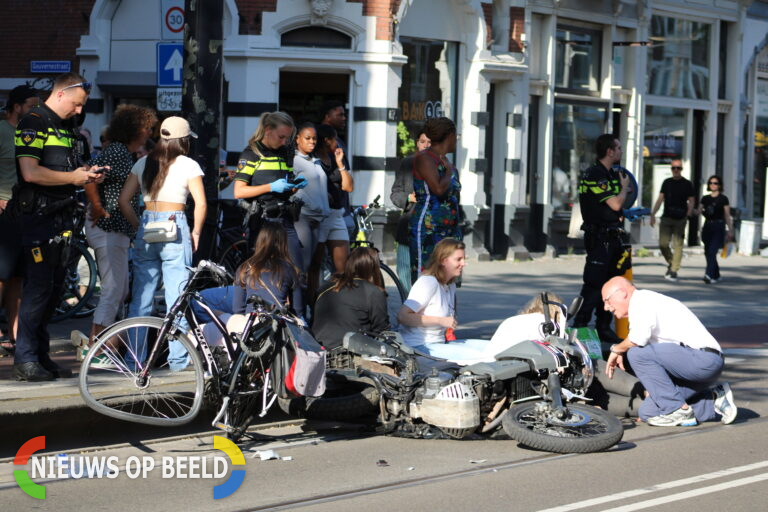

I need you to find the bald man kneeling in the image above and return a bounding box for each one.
[601,277,737,426]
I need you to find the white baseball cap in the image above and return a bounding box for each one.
[160,116,197,140]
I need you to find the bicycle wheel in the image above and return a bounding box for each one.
[79,316,205,426]
[218,239,249,276]
[224,352,270,442]
[52,242,98,323]
[380,262,406,328]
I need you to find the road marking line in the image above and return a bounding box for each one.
[603,472,768,512]
[538,460,768,512]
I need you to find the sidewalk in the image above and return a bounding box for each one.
[1,253,765,441]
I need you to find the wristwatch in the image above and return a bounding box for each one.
[610,344,624,355]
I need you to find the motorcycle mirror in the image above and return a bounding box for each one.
[568,296,583,321]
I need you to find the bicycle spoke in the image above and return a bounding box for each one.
[80,317,204,426]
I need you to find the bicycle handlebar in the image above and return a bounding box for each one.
[195,260,233,282]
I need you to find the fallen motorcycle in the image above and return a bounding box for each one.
[282,294,623,453]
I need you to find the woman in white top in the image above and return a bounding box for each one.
[118,116,206,371]
[397,238,486,359]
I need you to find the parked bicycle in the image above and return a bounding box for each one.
[78,260,319,442]
[349,195,407,327]
[51,201,98,322]
[214,199,255,276]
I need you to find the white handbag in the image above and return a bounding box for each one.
[142,220,177,243]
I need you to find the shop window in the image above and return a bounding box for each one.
[551,101,608,211]
[397,37,459,157]
[754,78,768,218]
[281,27,352,49]
[643,106,686,207]
[555,25,602,93]
[648,15,710,99]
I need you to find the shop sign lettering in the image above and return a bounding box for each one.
[401,100,444,121]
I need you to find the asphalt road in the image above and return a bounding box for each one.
[0,253,765,511]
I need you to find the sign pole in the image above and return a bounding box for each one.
[183,0,223,263]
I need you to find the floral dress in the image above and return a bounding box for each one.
[409,150,462,275]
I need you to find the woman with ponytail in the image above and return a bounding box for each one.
[118,116,206,371]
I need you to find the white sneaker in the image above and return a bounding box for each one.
[713,383,737,424]
[647,406,697,427]
[70,330,89,348]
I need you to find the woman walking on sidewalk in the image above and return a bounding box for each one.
[697,175,734,284]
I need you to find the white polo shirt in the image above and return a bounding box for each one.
[628,289,720,351]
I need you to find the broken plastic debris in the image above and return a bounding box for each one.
[469,459,487,464]
[256,450,280,461]
[281,456,293,461]
[407,466,415,471]
[376,459,389,467]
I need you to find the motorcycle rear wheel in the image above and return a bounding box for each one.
[502,401,623,453]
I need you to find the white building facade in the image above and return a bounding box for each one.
[69,0,757,257]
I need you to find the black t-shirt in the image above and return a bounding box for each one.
[700,194,729,221]
[311,279,390,349]
[578,162,622,227]
[320,159,344,210]
[233,142,294,203]
[660,177,694,219]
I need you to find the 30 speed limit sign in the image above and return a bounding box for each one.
[161,0,184,40]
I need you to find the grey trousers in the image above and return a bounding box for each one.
[627,343,723,422]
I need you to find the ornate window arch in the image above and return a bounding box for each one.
[281,26,352,49]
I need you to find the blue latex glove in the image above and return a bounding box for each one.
[291,176,309,189]
[269,178,291,194]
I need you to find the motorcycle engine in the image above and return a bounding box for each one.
[410,374,480,439]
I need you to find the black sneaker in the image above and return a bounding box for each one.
[664,271,678,282]
[703,275,712,284]
[13,362,55,382]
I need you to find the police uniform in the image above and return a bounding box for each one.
[234,142,303,270]
[573,161,630,344]
[12,104,79,368]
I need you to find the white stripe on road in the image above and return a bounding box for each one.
[537,460,768,512]
[603,472,768,512]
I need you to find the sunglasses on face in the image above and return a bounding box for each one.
[671,166,683,170]
[708,181,720,185]
[60,82,92,94]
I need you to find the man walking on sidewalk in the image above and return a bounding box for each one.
[649,159,694,281]
[602,276,737,426]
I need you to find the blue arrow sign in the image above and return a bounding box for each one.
[157,43,184,87]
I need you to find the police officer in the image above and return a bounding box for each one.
[233,111,307,270]
[11,73,104,381]
[572,134,632,346]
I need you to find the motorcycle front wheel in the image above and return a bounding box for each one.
[502,401,623,453]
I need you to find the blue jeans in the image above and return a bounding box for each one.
[191,285,237,324]
[627,343,723,422]
[127,211,193,371]
[702,220,725,280]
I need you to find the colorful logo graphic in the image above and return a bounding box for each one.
[14,436,46,500]
[213,436,245,499]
